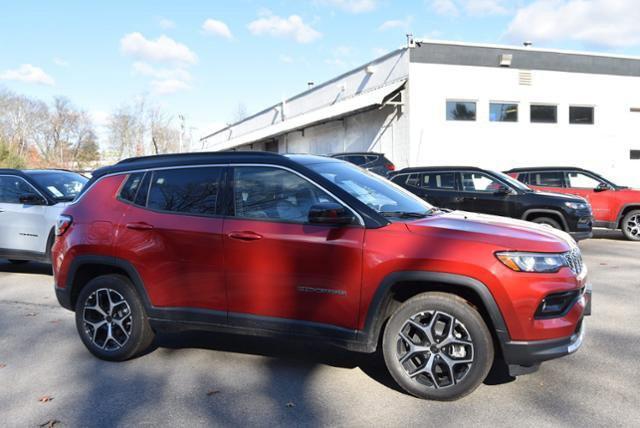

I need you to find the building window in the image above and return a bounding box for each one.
[631,150,640,160]
[530,105,557,123]
[569,106,594,124]
[446,101,476,121]
[490,103,518,122]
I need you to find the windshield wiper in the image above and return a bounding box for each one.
[380,211,430,219]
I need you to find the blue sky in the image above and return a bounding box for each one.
[1,0,638,140]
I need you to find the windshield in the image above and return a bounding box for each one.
[491,170,532,191]
[308,161,434,218]
[24,171,88,202]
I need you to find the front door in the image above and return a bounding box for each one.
[223,165,364,330]
[115,167,227,313]
[458,171,516,217]
[564,170,612,221]
[0,175,49,254]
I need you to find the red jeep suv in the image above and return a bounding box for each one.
[52,153,590,400]
[507,167,640,241]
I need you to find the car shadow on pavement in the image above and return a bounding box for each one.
[0,260,52,275]
[590,229,626,241]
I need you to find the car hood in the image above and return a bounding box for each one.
[406,211,575,253]
[533,190,587,202]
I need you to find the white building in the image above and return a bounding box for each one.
[201,40,640,187]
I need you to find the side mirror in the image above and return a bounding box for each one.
[594,183,611,193]
[308,202,356,226]
[494,185,512,196]
[19,192,46,205]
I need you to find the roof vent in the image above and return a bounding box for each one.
[499,54,513,67]
[519,70,532,86]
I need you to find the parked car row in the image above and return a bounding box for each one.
[334,152,640,242]
[27,151,590,401]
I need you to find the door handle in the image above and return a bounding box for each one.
[126,222,154,231]
[453,197,465,203]
[228,231,263,241]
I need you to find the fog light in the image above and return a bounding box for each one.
[535,289,581,319]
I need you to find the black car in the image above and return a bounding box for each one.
[329,152,395,177]
[390,166,593,240]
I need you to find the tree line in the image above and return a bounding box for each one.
[0,88,190,170]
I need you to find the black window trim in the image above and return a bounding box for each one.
[0,174,49,205]
[525,170,567,188]
[111,163,365,226]
[457,170,515,194]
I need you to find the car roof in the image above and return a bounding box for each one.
[392,166,486,174]
[329,152,383,157]
[505,167,586,173]
[91,151,338,179]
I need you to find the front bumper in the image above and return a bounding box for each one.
[502,319,586,367]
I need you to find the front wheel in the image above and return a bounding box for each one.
[75,274,155,361]
[621,210,640,241]
[382,292,494,400]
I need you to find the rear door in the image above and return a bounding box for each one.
[411,171,461,209]
[524,170,568,194]
[115,167,228,313]
[0,175,50,254]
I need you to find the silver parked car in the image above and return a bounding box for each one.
[0,169,88,264]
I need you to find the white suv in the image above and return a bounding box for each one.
[0,169,87,264]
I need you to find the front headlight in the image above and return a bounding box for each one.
[496,252,567,273]
[565,201,588,210]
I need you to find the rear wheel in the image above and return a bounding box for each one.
[531,216,562,230]
[75,274,155,361]
[382,292,494,400]
[621,210,640,241]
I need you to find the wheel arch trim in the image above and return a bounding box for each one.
[521,209,569,231]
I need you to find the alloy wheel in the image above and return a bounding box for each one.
[395,311,474,389]
[625,214,640,238]
[82,288,133,351]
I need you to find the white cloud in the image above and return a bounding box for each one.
[505,0,640,48]
[158,17,175,30]
[318,0,377,13]
[202,19,233,39]
[120,32,197,64]
[0,64,54,85]
[132,62,191,81]
[430,0,509,16]
[151,79,191,95]
[53,57,69,67]
[378,16,413,31]
[248,12,321,43]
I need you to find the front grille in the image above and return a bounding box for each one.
[564,247,584,275]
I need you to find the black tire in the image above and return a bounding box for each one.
[75,274,155,361]
[382,292,494,401]
[621,209,640,241]
[531,216,562,230]
[8,260,29,264]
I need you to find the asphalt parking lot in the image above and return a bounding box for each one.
[1,230,639,427]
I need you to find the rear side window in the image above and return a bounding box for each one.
[529,171,564,187]
[515,173,530,184]
[147,167,222,216]
[119,173,145,203]
[346,155,368,166]
[422,172,456,190]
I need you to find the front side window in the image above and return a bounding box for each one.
[566,171,602,189]
[0,176,37,204]
[422,172,456,190]
[569,106,594,124]
[490,103,518,122]
[232,166,337,223]
[529,171,564,187]
[446,101,476,121]
[24,171,87,202]
[460,172,504,193]
[530,105,557,123]
[308,161,433,217]
[147,167,222,216]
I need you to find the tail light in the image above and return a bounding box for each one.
[55,215,73,236]
[385,162,396,171]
